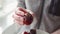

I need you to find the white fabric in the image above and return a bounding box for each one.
[0,0,18,34]
[2,25,49,34]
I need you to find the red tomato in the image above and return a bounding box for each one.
[24,31,30,34]
[18,8,33,25]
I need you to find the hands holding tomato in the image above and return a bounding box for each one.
[13,7,34,25]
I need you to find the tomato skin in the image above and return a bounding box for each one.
[24,32,30,34]
[15,7,33,25]
[23,13,33,25]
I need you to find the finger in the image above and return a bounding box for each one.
[14,17,23,22]
[15,8,25,15]
[18,7,27,13]
[12,13,20,19]
[13,14,24,21]
[18,7,34,16]
[14,20,24,25]
[15,11,24,17]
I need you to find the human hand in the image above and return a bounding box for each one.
[13,7,34,25]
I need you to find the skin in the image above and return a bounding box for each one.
[13,7,60,34]
[13,7,33,25]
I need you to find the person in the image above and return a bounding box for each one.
[13,0,60,34]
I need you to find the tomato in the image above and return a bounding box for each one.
[23,13,33,25]
[24,31,30,34]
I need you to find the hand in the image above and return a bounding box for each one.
[13,7,34,25]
